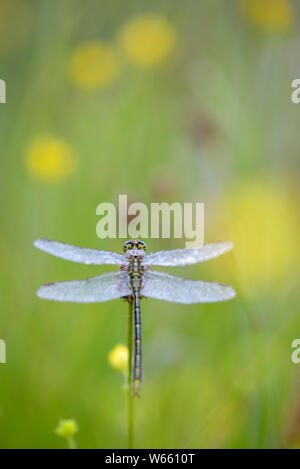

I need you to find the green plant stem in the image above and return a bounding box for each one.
[128,301,134,449]
[67,436,76,449]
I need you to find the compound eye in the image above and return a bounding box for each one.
[122,241,132,252]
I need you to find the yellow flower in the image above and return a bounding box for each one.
[54,419,79,439]
[119,14,176,67]
[215,181,299,295]
[25,136,77,182]
[240,0,292,32]
[68,41,119,90]
[108,344,129,373]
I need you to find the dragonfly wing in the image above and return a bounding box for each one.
[36,271,131,303]
[142,241,233,267]
[34,239,127,266]
[141,271,236,303]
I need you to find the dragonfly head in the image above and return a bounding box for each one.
[122,240,147,253]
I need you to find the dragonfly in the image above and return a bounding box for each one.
[34,238,235,396]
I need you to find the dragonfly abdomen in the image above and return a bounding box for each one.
[133,290,142,396]
[128,256,143,397]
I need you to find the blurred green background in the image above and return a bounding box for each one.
[0,0,300,449]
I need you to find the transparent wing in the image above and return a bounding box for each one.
[34,239,128,266]
[36,271,131,303]
[142,241,233,267]
[141,270,236,303]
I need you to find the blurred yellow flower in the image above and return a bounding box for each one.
[25,136,77,182]
[240,0,292,32]
[68,41,119,90]
[119,14,176,67]
[108,344,129,373]
[215,181,299,295]
[54,419,79,439]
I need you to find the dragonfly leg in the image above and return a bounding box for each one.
[123,294,134,303]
